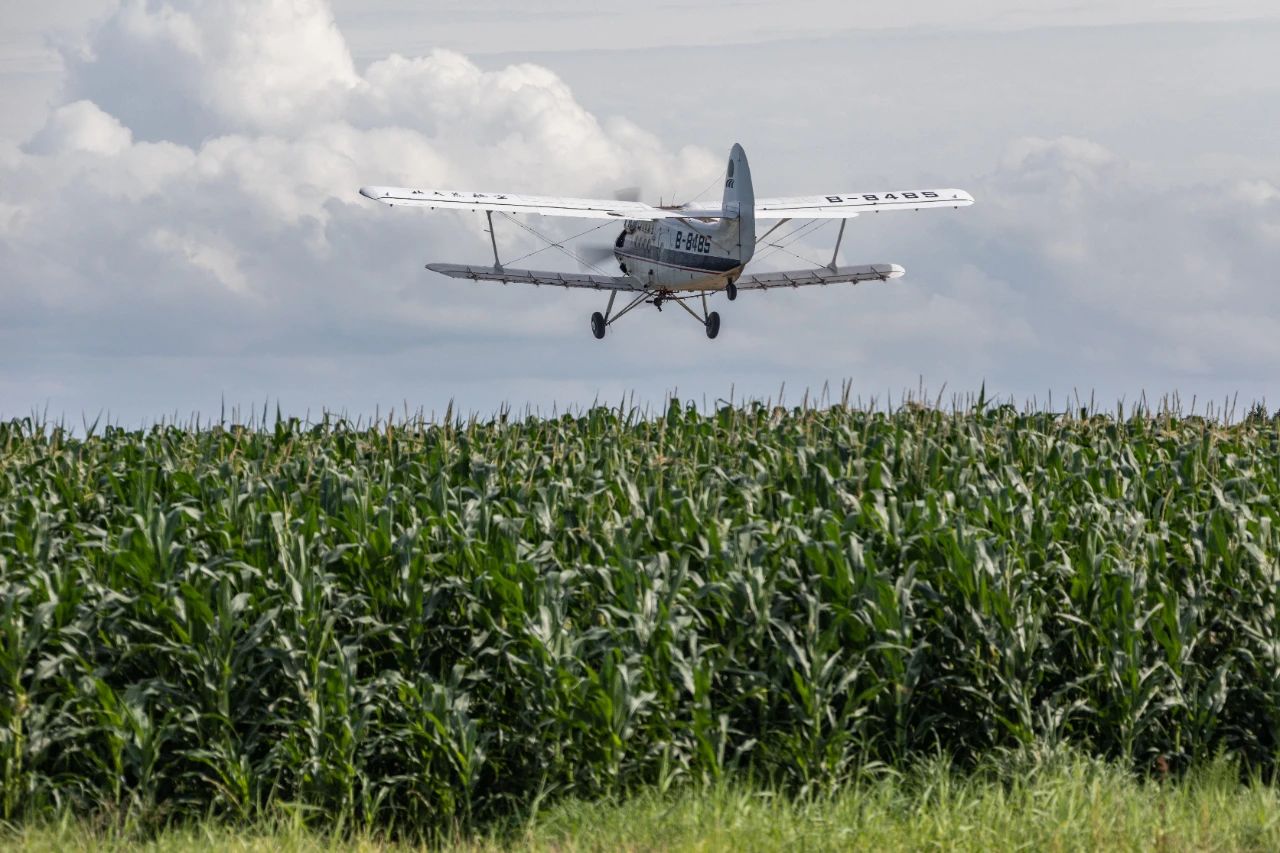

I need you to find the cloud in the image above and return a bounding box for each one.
[61,0,360,145]
[25,100,133,156]
[958,136,1280,379]
[0,0,718,377]
[716,132,1280,399]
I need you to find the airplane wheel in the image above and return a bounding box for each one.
[727,281,738,301]
[591,311,607,339]
[705,311,721,340]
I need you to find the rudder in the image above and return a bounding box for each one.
[719,143,755,267]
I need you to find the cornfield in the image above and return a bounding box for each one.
[2,397,1279,834]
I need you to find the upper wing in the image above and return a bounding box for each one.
[361,185,972,221]
[753,188,974,220]
[360,186,694,220]
[426,263,641,291]
[735,264,905,290]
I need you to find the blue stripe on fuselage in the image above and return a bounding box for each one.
[616,248,739,275]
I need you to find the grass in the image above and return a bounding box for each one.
[3,396,1280,837]
[5,752,1280,851]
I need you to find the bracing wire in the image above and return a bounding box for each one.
[675,169,727,208]
[496,213,618,276]
[754,218,833,268]
[489,174,841,277]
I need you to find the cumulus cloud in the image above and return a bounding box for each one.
[25,100,133,156]
[0,0,718,376]
[62,0,360,144]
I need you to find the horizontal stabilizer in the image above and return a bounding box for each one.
[427,263,642,291]
[736,264,905,290]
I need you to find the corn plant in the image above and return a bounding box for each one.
[1,400,1279,835]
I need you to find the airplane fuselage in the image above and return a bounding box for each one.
[613,218,744,292]
[610,143,756,293]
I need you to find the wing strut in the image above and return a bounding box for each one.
[828,219,848,272]
[485,211,503,270]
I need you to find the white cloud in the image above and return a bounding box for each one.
[0,0,718,384]
[26,100,132,155]
[62,0,360,145]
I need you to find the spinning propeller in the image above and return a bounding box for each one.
[575,187,644,272]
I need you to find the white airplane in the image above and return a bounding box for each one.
[359,144,973,340]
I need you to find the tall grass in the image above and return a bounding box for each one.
[2,397,1279,836]
[8,751,1280,851]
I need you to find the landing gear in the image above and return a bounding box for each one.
[589,288,727,340]
[726,280,738,301]
[589,291,618,341]
[671,292,723,340]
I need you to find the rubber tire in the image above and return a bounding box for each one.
[726,281,738,301]
[591,312,606,339]
[705,311,721,340]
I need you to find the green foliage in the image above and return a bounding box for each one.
[1244,402,1271,425]
[7,751,1280,851]
[2,401,1280,836]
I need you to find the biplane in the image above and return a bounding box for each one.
[360,144,973,339]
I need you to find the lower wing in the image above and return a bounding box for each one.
[736,264,905,290]
[426,263,641,291]
[427,262,902,291]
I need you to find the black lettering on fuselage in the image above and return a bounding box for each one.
[673,230,711,254]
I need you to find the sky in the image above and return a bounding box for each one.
[1,0,1278,424]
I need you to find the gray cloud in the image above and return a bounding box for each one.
[326,0,1280,57]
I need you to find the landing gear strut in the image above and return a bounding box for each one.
[589,289,726,340]
[673,292,721,339]
[588,289,650,341]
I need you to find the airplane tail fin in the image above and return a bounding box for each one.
[719,143,755,266]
